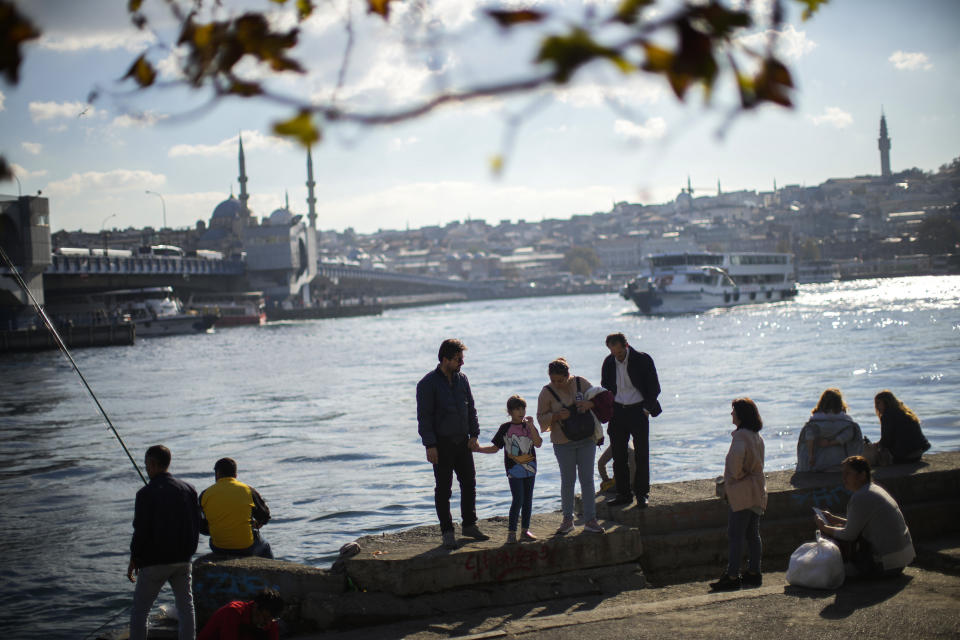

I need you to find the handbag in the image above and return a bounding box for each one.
[546,378,595,441]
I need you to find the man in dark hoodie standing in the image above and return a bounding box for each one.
[128,445,201,640]
[417,338,489,549]
[601,333,662,508]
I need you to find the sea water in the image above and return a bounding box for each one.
[1,275,958,638]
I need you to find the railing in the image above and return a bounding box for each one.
[46,254,246,276]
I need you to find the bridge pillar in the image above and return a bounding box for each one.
[0,195,51,326]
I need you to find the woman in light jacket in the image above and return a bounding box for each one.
[711,397,767,591]
[796,388,863,472]
[536,357,605,535]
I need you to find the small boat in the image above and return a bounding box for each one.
[186,292,266,327]
[98,287,217,336]
[622,252,798,314]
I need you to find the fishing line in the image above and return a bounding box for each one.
[0,245,147,485]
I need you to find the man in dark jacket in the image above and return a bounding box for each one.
[601,332,662,508]
[417,338,488,548]
[128,445,201,640]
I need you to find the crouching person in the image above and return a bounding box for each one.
[198,587,284,640]
[815,455,915,578]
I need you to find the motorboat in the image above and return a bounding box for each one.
[186,292,266,327]
[98,287,217,336]
[622,252,798,314]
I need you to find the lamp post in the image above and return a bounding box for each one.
[145,190,167,230]
[100,213,117,253]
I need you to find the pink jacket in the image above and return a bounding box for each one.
[724,428,767,512]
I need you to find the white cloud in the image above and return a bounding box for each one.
[614,117,667,141]
[21,142,43,155]
[889,50,933,71]
[556,78,664,109]
[390,136,420,150]
[111,112,168,129]
[738,24,816,60]
[10,163,48,180]
[808,107,853,129]
[39,30,156,53]
[168,130,294,158]
[29,101,101,122]
[45,169,166,196]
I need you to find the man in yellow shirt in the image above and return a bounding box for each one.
[200,458,273,558]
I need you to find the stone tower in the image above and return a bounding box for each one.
[238,133,250,223]
[878,112,891,179]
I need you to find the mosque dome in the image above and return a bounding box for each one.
[211,196,243,221]
[268,208,294,226]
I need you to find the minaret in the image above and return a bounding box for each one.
[238,133,250,223]
[878,111,891,179]
[305,146,317,230]
[717,179,721,196]
[284,189,290,211]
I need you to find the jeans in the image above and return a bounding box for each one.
[210,529,273,559]
[609,404,650,499]
[433,437,477,532]
[129,561,195,640]
[508,475,536,531]
[727,508,762,576]
[553,438,597,521]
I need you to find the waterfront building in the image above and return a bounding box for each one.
[0,195,51,323]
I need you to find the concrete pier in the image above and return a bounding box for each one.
[185,452,959,636]
[0,323,135,353]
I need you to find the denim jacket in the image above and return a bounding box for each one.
[416,366,479,448]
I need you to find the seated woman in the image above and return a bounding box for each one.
[875,390,930,464]
[795,388,863,472]
[815,456,915,578]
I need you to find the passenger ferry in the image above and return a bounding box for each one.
[622,252,798,314]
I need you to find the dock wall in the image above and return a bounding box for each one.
[191,451,960,633]
[0,323,135,353]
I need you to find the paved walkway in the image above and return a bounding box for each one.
[305,559,960,639]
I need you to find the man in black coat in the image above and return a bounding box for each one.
[128,445,200,640]
[601,332,662,508]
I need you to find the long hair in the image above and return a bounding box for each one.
[812,388,848,415]
[875,389,919,423]
[732,398,763,432]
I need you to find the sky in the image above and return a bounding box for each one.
[1,0,959,235]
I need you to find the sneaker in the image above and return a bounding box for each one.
[742,571,762,587]
[521,530,537,542]
[442,530,458,549]
[505,531,517,544]
[584,519,605,533]
[461,524,490,540]
[555,518,575,534]
[709,573,741,592]
[608,495,633,506]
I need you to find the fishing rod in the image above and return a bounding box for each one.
[0,245,147,485]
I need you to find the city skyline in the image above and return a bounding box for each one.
[1,0,958,234]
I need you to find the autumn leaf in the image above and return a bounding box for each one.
[754,58,793,107]
[0,155,11,182]
[128,0,143,12]
[537,28,629,84]
[486,9,547,29]
[228,80,263,97]
[612,0,654,25]
[367,0,396,20]
[794,0,829,21]
[123,54,156,87]
[489,154,504,176]
[273,111,321,146]
[0,0,41,84]
[295,0,314,20]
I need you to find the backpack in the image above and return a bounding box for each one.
[546,377,595,441]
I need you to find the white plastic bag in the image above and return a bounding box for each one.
[785,531,845,589]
